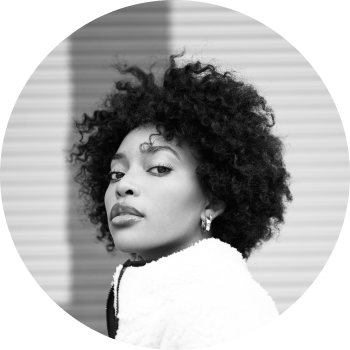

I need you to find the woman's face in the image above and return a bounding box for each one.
[104,124,211,261]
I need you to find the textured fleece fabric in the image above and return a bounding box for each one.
[112,237,278,349]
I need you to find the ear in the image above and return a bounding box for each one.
[200,194,226,222]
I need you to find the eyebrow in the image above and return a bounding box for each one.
[112,145,181,161]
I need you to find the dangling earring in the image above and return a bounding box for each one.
[201,214,213,232]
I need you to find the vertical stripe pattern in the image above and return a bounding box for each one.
[67,2,170,335]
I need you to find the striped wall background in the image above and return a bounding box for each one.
[1,0,348,337]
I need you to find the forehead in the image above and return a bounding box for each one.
[118,125,174,153]
[112,125,197,167]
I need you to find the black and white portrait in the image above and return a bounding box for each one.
[1,1,349,349]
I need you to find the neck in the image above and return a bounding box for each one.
[134,232,213,262]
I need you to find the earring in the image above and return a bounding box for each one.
[201,214,213,232]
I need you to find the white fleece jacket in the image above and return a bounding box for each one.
[112,237,278,349]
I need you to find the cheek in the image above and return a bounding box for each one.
[104,185,113,211]
[149,175,205,220]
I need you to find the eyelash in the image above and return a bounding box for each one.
[108,163,174,181]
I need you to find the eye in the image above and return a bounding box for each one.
[108,164,173,181]
[109,171,124,181]
[147,164,173,176]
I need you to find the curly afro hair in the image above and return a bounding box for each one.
[68,53,292,259]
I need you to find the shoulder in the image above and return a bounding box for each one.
[163,258,278,348]
[173,266,278,322]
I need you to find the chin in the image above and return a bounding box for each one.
[112,238,138,254]
[111,231,149,254]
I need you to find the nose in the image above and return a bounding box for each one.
[115,170,141,198]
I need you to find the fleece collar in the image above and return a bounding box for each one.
[112,237,278,349]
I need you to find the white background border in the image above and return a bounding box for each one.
[1,1,349,349]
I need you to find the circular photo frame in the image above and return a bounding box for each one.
[1,1,349,349]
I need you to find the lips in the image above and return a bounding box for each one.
[110,202,144,221]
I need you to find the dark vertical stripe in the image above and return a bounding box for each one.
[66,2,170,336]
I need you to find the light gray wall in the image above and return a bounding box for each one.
[168,0,348,313]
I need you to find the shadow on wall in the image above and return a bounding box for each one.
[65,2,171,336]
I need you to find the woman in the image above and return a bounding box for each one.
[69,53,292,349]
